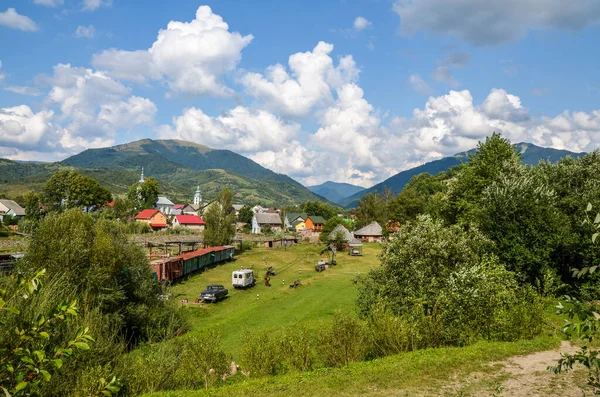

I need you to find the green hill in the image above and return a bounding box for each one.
[340,142,585,208]
[0,139,327,206]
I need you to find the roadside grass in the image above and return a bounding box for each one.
[143,335,563,397]
[166,243,381,353]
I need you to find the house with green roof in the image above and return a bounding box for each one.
[305,215,326,232]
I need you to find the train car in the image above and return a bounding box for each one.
[150,245,235,283]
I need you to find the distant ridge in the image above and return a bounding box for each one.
[307,181,365,205]
[340,142,585,208]
[0,139,329,207]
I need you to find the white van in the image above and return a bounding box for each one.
[232,269,255,289]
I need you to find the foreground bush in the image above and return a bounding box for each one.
[116,330,230,395]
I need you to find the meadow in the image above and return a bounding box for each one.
[167,242,381,354]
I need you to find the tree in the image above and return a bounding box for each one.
[43,171,112,211]
[238,205,254,224]
[443,133,521,225]
[203,188,236,247]
[127,178,160,211]
[388,188,426,223]
[23,191,43,221]
[355,192,388,229]
[319,216,346,243]
[299,201,340,220]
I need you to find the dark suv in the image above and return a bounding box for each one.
[200,284,228,302]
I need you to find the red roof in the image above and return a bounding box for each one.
[181,246,228,261]
[150,223,167,228]
[136,209,160,219]
[175,214,205,225]
[174,204,185,210]
[106,201,115,207]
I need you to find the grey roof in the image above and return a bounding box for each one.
[171,209,182,215]
[232,204,244,211]
[354,221,383,237]
[255,212,282,225]
[328,224,362,245]
[156,196,174,206]
[0,200,25,216]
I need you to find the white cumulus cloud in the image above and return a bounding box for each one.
[81,0,111,12]
[92,5,253,97]
[0,8,39,32]
[74,25,95,38]
[241,41,359,117]
[353,16,372,31]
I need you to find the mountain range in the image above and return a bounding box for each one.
[307,181,365,204]
[0,139,327,206]
[338,142,585,208]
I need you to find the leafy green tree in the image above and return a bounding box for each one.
[443,133,521,225]
[299,201,340,220]
[127,178,160,211]
[23,191,43,221]
[355,191,388,229]
[320,216,346,243]
[203,188,236,246]
[388,188,426,223]
[42,171,112,211]
[477,162,567,287]
[238,205,254,224]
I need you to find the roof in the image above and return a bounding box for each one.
[0,200,25,216]
[307,215,326,224]
[328,224,353,242]
[354,221,383,236]
[135,209,160,219]
[150,223,167,228]
[105,201,115,207]
[254,212,282,225]
[286,212,307,223]
[171,209,182,215]
[232,204,244,211]
[181,246,231,261]
[156,196,174,206]
[174,204,185,210]
[175,214,206,225]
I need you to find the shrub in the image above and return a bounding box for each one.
[319,311,367,367]
[279,325,315,372]
[241,239,254,251]
[240,329,281,376]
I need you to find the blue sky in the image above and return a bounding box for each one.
[1,0,599,187]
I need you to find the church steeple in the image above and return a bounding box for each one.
[139,167,145,183]
[193,185,202,206]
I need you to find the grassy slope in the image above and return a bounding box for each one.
[137,243,573,397]
[168,243,381,352]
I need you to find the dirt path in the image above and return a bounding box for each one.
[441,341,589,396]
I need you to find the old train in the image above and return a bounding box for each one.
[150,245,235,283]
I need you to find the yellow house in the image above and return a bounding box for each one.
[294,221,306,231]
[135,209,168,230]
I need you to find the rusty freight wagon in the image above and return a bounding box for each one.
[151,245,235,283]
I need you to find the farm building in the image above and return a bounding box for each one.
[263,237,298,248]
[181,204,199,216]
[328,224,363,251]
[0,200,25,222]
[156,196,175,215]
[251,212,283,234]
[354,221,383,242]
[135,209,168,230]
[172,214,206,231]
[305,216,326,232]
[150,245,235,283]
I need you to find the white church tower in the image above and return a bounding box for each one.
[193,185,202,206]
[139,167,145,183]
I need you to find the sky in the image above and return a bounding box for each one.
[0,0,599,188]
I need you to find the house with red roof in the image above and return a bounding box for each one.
[173,214,206,231]
[135,209,167,231]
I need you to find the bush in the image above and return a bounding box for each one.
[241,239,254,251]
[240,330,281,376]
[319,311,367,367]
[116,330,229,394]
[279,325,315,372]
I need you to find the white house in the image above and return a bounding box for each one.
[156,196,175,215]
[0,200,25,222]
[251,213,283,234]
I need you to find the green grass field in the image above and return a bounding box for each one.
[167,243,381,354]
[141,243,579,397]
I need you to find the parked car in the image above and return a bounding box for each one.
[232,269,255,289]
[200,284,228,302]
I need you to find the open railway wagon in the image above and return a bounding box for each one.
[151,245,235,283]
